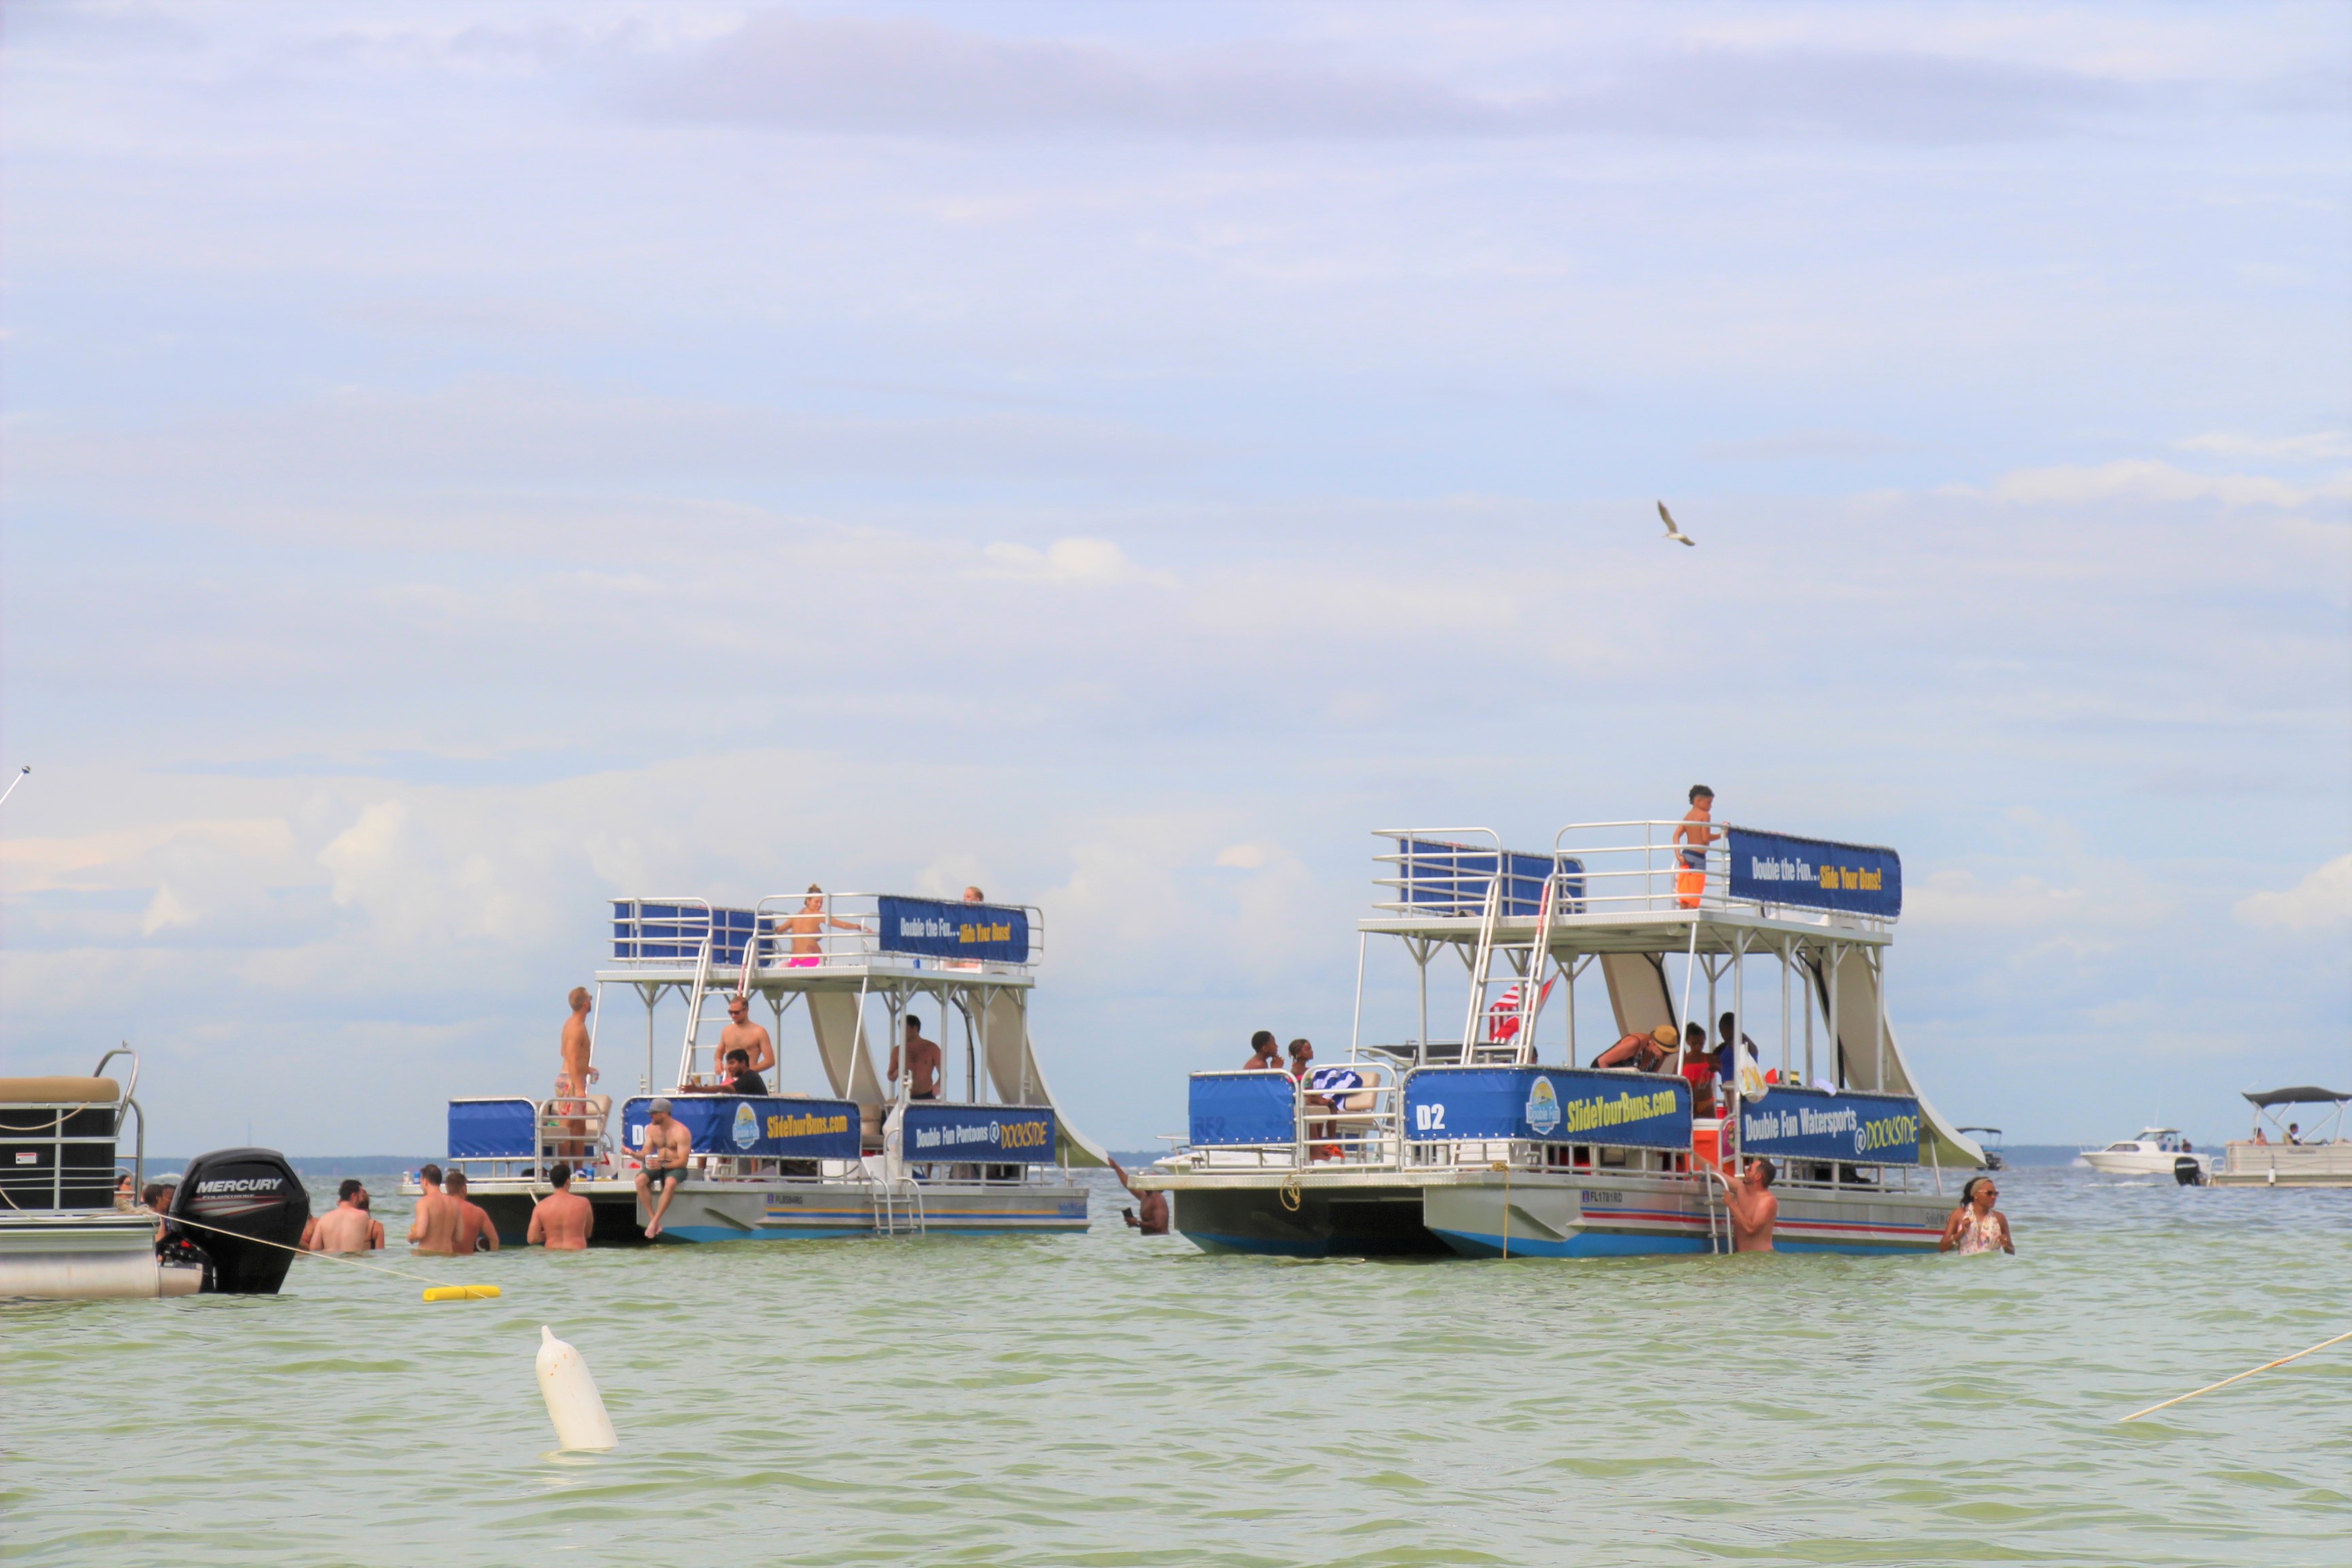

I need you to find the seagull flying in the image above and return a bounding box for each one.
[1656,502,1695,547]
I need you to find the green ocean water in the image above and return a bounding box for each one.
[3,1166,2345,1565]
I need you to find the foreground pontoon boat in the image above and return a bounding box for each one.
[2213,1087,2352,1188]
[429,890,1103,1243]
[2,1049,309,1298]
[1134,821,1984,1258]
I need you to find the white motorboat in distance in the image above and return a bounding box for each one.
[2080,1128,2210,1180]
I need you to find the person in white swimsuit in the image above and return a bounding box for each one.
[1940,1175,2014,1254]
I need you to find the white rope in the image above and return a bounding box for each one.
[168,1211,487,1293]
[2119,1328,2352,1422]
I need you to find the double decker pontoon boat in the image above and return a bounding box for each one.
[431,889,1105,1243]
[1133,820,1987,1258]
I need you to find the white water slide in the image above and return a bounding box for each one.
[1596,947,1984,1170]
[804,987,1109,1168]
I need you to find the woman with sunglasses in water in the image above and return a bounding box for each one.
[1939,1175,2016,1254]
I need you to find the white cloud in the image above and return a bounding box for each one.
[1905,871,2157,933]
[318,800,409,909]
[2235,855,2352,931]
[2178,431,2352,462]
[1966,459,2352,509]
[981,538,1174,587]
[140,885,195,936]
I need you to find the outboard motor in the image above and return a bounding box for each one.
[168,1148,309,1294]
[2174,1156,2206,1188]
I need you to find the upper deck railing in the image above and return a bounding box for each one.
[607,892,1044,976]
[1372,823,1901,930]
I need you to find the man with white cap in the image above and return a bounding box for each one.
[634,1098,694,1239]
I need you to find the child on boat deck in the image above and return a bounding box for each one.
[1678,1024,1720,1117]
[1243,1031,1282,1072]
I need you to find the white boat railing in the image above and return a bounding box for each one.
[605,892,1045,976]
[1371,822,1893,931]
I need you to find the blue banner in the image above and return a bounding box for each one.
[448,1098,536,1158]
[1403,1067,1691,1149]
[875,896,1032,963]
[1188,1072,1298,1146]
[610,902,759,964]
[1726,829,1901,918]
[902,1102,1058,1163]
[1737,1085,1921,1164]
[1396,840,1584,917]
[622,1096,862,1160]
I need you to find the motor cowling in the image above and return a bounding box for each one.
[169,1148,309,1293]
[2174,1155,2206,1188]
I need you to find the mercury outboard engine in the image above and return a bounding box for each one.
[168,1148,309,1293]
[2174,1156,2206,1188]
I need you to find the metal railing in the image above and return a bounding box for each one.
[605,892,1045,975]
[1173,1063,1921,1190]
[1371,823,1892,930]
[0,1049,142,1213]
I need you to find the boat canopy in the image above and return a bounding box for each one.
[2242,1086,2351,1107]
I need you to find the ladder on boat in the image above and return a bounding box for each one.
[672,931,762,1086]
[874,1179,926,1237]
[1460,866,1562,1065]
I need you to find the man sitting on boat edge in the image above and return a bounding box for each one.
[636,1099,695,1239]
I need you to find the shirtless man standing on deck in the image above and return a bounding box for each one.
[559,987,598,1156]
[561,984,598,1077]
[888,1015,944,1100]
[718,994,774,1081]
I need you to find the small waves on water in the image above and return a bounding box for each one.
[3,1167,2346,1565]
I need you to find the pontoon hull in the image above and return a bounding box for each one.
[453,1174,1089,1244]
[0,1213,203,1300]
[1157,1170,1948,1260]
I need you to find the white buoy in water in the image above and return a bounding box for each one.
[536,1325,618,1451]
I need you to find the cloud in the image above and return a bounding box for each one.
[2235,854,2352,931]
[5,379,1198,498]
[980,538,1174,587]
[1963,459,2352,509]
[2178,431,2352,462]
[614,11,2145,144]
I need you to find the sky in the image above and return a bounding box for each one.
[2,1,2347,1155]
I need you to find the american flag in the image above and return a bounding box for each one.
[1486,977,1556,1041]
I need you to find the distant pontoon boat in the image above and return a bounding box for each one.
[2212,1087,2352,1188]
[1132,821,1985,1258]
[426,890,1103,1243]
